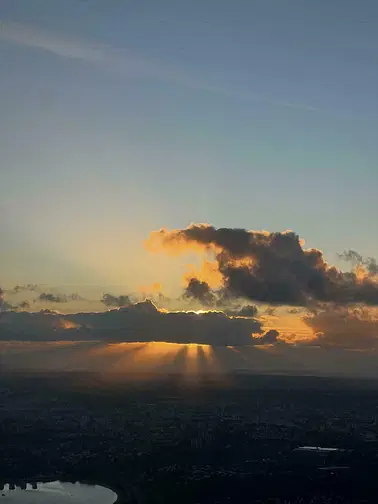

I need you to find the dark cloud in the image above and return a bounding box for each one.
[101,293,132,307]
[38,292,69,303]
[182,278,259,318]
[303,307,378,349]
[37,292,84,303]
[236,305,259,317]
[260,329,280,344]
[2,287,84,310]
[0,299,267,346]
[148,224,378,306]
[338,249,378,276]
[339,250,364,264]
[183,278,215,305]
[223,305,259,318]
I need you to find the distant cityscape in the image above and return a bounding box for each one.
[2,373,378,503]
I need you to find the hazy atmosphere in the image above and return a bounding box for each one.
[1,0,378,376]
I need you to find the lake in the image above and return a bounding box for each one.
[0,481,117,503]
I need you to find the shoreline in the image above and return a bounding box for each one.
[0,479,127,504]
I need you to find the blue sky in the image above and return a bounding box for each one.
[1,0,377,293]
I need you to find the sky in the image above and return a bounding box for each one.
[1,1,378,374]
[1,0,378,289]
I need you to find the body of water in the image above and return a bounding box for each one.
[0,481,117,503]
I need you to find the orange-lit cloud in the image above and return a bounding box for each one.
[145,224,218,256]
[339,250,378,277]
[146,224,378,307]
[354,264,371,282]
[262,312,312,343]
[56,319,81,330]
[303,307,378,349]
[183,260,223,289]
[138,282,163,294]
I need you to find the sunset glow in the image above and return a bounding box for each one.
[183,260,223,289]
[1,3,377,376]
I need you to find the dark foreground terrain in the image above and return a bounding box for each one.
[2,372,378,503]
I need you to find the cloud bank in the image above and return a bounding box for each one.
[37,292,84,303]
[147,224,378,307]
[101,293,132,308]
[1,224,376,353]
[0,299,271,346]
[38,292,69,303]
[303,307,378,350]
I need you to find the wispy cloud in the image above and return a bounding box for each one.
[0,20,167,78]
[0,20,319,113]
